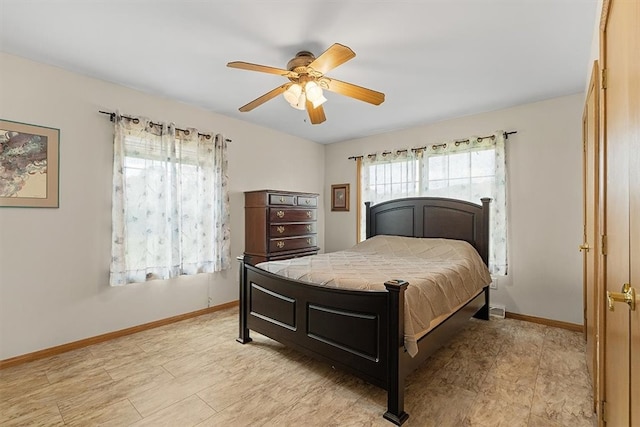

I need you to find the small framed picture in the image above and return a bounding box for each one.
[331,184,349,212]
[1,119,60,208]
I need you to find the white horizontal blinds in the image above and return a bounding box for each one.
[359,132,508,274]
[110,114,230,286]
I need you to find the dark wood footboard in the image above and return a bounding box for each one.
[238,258,395,387]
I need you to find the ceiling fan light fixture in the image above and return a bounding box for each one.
[305,81,322,101]
[291,93,307,110]
[304,81,327,108]
[311,94,327,109]
[283,83,302,105]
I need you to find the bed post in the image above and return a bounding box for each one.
[479,197,491,266]
[236,257,252,344]
[383,279,410,426]
[365,202,372,239]
[473,197,492,321]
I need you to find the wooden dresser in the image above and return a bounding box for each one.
[244,190,319,265]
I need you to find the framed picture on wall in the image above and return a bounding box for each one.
[331,183,349,212]
[0,119,60,208]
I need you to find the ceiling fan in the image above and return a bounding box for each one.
[227,43,385,125]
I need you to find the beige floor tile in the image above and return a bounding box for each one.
[3,367,114,409]
[64,398,142,426]
[195,394,288,427]
[0,368,49,402]
[485,350,540,387]
[129,395,216,427]
[0,401,65,427]
[464,394,531,427]
[129,366,229,417]
[527,414,564,426]
[404,383,477,427]
[426,350,494,393]
[57,365,173,424]
[544,328,585,352]
[530,371,594,427]
[161,344,236,378]
[538,346,590,379]
[47,360,108,386]
[196,361,293,412]
[477,375,535,407]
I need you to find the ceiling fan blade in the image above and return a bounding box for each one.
[227,61,297,78]
[239,84,290,112]
[324,78,385,105]
[309,43,356,74]
[306,100,326,125]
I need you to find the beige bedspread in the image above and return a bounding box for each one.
[257,235,491,357]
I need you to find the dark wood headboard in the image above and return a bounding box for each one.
[365,197,491,265]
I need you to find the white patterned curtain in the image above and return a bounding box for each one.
[110,114,230,286]
[420,132,508,275]
[360,149,421,241]
[360,132,508,275]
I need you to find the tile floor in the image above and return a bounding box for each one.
[0,307,595,426]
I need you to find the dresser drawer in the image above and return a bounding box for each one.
[269,194,296,205]
[297,196,317,207]
[270,223,316,237]
[270,236,317,253]
[269,208,317,222]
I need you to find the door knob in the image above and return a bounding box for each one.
[579,243,591,252]
[607,283,636,311]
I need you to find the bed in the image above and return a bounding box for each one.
[237,197,492,425]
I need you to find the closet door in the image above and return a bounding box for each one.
[601,0,639,424]
[581,60,600,414]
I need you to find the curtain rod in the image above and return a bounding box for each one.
[347,131,516,160]
[99,110,232,142]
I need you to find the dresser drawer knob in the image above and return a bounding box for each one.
[280,196,285,202]
[276,241,285,249]
[305,199,310,205]
[276,210,285,218]
[306,211,312,218]
[306,225,312,232]
[307,238,312,245]
[277,226,285,234]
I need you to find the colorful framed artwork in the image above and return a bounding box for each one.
[0,119,60,208]
[331,183,349,212]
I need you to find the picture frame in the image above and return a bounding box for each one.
[1,119,60,208]
[331,183,349,212]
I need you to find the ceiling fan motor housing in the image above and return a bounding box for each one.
[287,51,316,71]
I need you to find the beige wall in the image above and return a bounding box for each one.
[324,93,584,325]
[0,53,325,360]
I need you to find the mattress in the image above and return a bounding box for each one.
[257,235,492,356]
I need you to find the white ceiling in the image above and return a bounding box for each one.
[0,0,597,144]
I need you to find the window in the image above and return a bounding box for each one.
[424,148,496,201]
[366,154,420,200]
[360,133,507,275]
[110,116,230,286]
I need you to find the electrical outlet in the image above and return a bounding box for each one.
[489,276,498,290]
[208,297,212,307]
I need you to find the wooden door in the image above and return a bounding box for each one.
[600,0,639,425]
[582,60,600,414]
